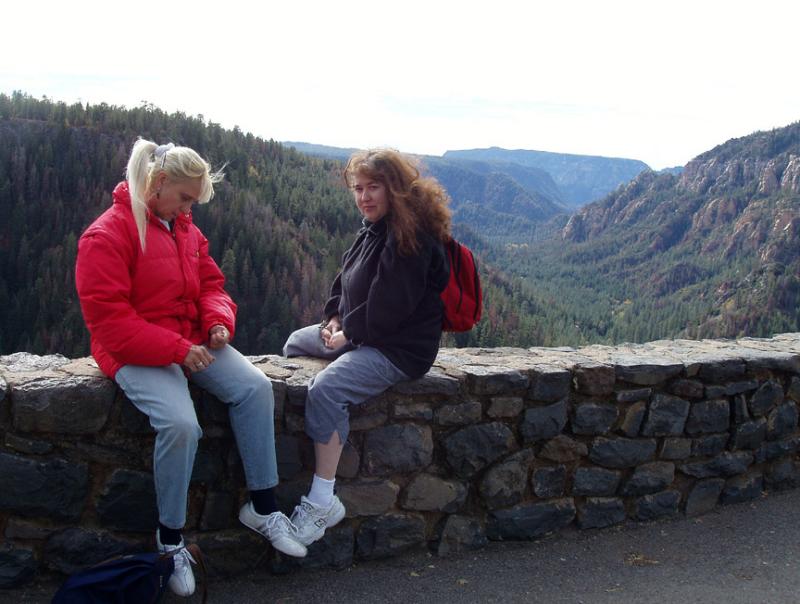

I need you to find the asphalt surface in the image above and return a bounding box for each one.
[6,488,800,603]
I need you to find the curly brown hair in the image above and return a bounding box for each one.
[343,148,452,256]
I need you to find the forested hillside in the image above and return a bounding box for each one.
[0,92,548,356]
[502,122,800,343]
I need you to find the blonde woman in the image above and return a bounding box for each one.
[75,138,305,598]
[283,148,452,546]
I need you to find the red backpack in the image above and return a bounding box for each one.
[441,238,483,332]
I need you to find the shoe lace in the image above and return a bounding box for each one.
[263,511,295,534]
[173,547,196,570]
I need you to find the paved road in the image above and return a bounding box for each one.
[7,488,800,603]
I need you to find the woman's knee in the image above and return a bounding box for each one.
[161,416,202,446]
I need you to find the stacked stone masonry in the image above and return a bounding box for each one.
[1,334,800,587]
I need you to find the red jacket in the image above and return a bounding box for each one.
[75,181,236,378]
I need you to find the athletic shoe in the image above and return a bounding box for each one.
[290,495,346,546]
[156,531,195,597]
[239,502,307,558]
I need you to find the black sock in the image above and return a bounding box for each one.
[158,523,182,546]
[250,488,278,516]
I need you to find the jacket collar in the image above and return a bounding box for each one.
[360,216,388,237]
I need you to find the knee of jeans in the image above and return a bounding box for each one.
[163,417,202,445]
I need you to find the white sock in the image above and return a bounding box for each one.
[307,474,335,508]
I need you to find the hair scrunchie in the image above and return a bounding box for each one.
[154,143,175,168]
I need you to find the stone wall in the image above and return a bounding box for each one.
[1,334,799,587]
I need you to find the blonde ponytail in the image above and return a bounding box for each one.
[126,139,158,251]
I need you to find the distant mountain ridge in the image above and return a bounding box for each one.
[526,121,800,341]
[444,147,651,208]
[285,141,567,241]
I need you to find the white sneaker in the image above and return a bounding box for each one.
[290,495,346,546]
[238,502,307,558]
[156,531,195,597]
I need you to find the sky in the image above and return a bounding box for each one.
[2,0,798,170]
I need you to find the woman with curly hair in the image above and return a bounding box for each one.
[283,148,452,545]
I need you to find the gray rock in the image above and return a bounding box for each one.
[685,399,730,435]
[276,433,302,480]
[755,437,800,463]
[520,399,568,443]
[634,490,680,520]
[788,377,800,403]
[0,352,70,372]
[461,365,529,395]
[12,375,115,434]
[349,410,388,432]
[615,359,683,386]
[119,396,154,434]
[731,418,767,450]
[616,388,652,403]
[487,396,524,418]
[749,381,784,417]
[532,465,567,498]
[401,474,467,513]
[529,367,572,402]
[572,467,621,496]
[393,403,433,421]
[4,433,53,455]
[487,498,575,540]
[685,479,725,516]
[437,515,488,557]
[337,441,360,479]
[723,380,761,396]
[276,525,355,571]
[539,435,588,463]
[189,446,225,485]
[641,394,690,436]
[200,491,236,530]
[577,497,625,529]
[356,513,426,559]
[0,374,7,405]
[767,402,798,440]
[338,480,400,517]
[660,438,692,460]
[479,450,534,509]
[96,469,158,532]
[669,379,704,399]
[572,403,618,435]
[621,462,675,496]
[680,451,754,478]
[435,401,483,426]
[697,359,746,382]
[618,402,646,437]
[573,363,615,396]
[766,459,800,490]
[589,437,657,469]
[362,424,433,476]
[4,518,56,540]
[392,369,461,396]
[0,452,88,521]
[44,528,135,574]
[731,395,751,424]
[691,434,729,457]
[194,530,268,576]
[721,473,763,504]
[0,545,37,588]
[445,422,518,478]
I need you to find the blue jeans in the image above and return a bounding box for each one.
[116,345,276,529]
[284,325,409,444]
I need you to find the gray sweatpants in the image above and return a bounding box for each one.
[283,325,409,444]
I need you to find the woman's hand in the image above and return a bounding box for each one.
[320,316,342,348]
[208,324,230,350]
[324,330,349,351]
[183,344,215,373]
